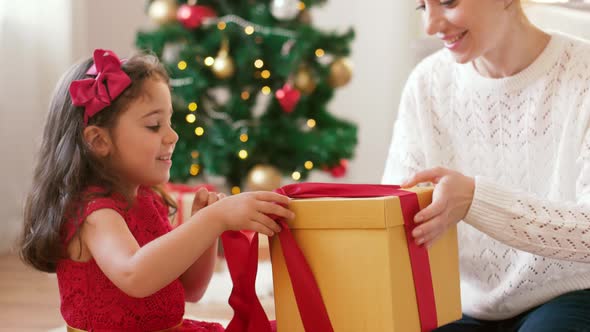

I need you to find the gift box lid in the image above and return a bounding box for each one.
[285,187,432,230]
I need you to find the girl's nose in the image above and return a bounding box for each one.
[165,126,179,145]
[423,6,445,36]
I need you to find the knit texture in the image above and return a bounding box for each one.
[382,32,590,320]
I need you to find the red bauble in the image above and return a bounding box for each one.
[275,83,301,113]
[177,4,216,29]
[328,159,348,178]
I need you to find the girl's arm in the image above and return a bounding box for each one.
[81,191,291,298]
[179,189,221,302]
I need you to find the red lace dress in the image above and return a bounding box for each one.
[56,186,225,332]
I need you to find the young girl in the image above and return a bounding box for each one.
[19,49,295,332]
[383,0,590,331]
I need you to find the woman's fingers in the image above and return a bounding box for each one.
[414,196,447,223]
[401,167,447,188]
[412,214,448,247]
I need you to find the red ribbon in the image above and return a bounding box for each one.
[221,182,438,332]
[69,49,131,125]
[165,183,216,226]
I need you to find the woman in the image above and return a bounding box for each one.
[382,0,590,331]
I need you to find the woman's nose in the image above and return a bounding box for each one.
[423,6,445,36]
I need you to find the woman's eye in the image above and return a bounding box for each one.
[441,0,456,7]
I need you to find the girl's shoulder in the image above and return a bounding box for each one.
[62,186,128,245]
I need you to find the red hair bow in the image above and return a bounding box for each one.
[69,49,131,125]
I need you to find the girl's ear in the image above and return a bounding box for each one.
[82,125,112,157]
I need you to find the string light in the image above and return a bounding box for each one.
[188,102,198,111]
[191,151,199,158]
[238,149,248,159]
[204,57,215,66]
[217,21,226,30]
[185,114,196,123]
[194,127,205,136]
[261,86,271,95]
[240,133,249,142]
[190,164,200,176]
[261,70,271,79]
[315,48,325,57]
[241,91,250,100]
[244,26,255,35]
[304,161,314,170]
[292,171,301,180]
[177,61,188,70]
[204,15,297,38]
[231,186,241,195]
[307,119,316,128]
[298,1,306,10]
[254,59,264,68]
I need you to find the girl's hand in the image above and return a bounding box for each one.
[401,167,475,249]
[203,191,295,237]
[191,187,226,215]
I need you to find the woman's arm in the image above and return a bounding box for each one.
[404,126,590,262]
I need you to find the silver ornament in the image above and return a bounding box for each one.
[270,0,300,21]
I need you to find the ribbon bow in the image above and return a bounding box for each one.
[69,49,131,125]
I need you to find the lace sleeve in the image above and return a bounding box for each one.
[63,190,127,245]
[464,125,590,263]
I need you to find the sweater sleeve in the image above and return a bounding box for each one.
[382,71,427,185]
[464,124,590,263]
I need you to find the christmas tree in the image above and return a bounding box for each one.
[136,0,357,193]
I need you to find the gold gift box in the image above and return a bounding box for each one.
[270,187,461,332]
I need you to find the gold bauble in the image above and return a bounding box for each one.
[294,66,316,95]
[246,165,282,191]
[298,10,312,24]
[328,57,353,88]
[212,39,235,79]
[148,0,178,25]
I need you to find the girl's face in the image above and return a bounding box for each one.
[109,78,178,190]
[417,0,509,64]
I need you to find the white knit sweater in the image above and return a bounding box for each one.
[382,32,590,320]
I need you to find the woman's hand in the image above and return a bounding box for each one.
[401,167,475,248]
[191,187,226,215]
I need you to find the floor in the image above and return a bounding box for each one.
[0,253,275,332]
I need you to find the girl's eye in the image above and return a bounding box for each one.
[147,125,161,132]
[416,4,426,11]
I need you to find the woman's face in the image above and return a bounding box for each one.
[417,0,510,64]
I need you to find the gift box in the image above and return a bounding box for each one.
[269,185,462,332]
